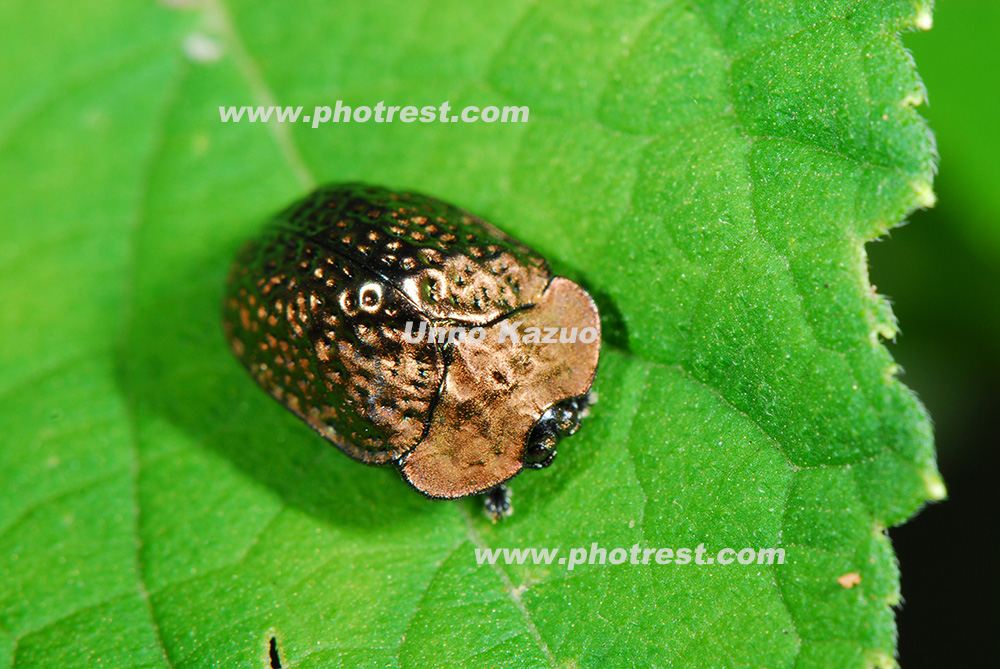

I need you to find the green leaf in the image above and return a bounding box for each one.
[0,0,943,667]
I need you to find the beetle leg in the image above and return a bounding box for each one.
[581,388,598,418]
[482,483,512,522]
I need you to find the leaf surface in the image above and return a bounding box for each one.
[0,0,941,666]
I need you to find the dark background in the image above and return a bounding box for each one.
[876,2,1000,664]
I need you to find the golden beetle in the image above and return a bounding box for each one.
[223,184,600,518]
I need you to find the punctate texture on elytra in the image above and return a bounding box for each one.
[223,183,601,499]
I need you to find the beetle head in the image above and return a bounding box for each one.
[522,395,590,469]
[398,277,601,499]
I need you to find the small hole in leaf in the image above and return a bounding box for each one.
[269,637,282,668]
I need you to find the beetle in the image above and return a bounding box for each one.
[222,183,600,518]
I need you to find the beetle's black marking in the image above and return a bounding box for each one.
[269,637,281,668]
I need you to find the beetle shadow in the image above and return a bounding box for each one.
[115,246,436,530]
[586,285,630,353]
